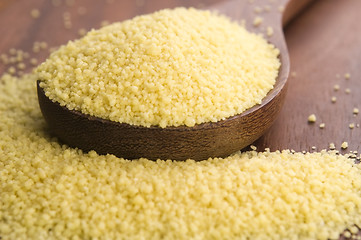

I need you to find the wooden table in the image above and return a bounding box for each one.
[0,0,361,238]
[256,0,361,155]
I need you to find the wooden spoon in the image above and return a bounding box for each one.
[37,0,310,161]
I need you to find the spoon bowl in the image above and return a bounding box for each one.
[37,0,295,161]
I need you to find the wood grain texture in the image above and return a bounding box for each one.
[254,0,361,156]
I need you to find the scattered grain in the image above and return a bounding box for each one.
[0,54,9,64]
[30,9,40,19]
[350,225,359,234]
[253,16,263,27]
[32,45,40,53]
[345,88,351,94]
[64,20,72,29]
[344,231,352,238]
[329,143,336,150]
[331,96,337,103]
[9,56,17,63]
[345,73,351,80]
[17,63,26,70]
[266,26,274,37]
[9,48,17,55]
[39,42,48,49]
[7,66,16,75]
[30,58,38,66]
[49,47,58,53]
[100,20,110,27]
[78,28,87,36]
[353,108,359,115]
[341,142,349,149]
[319,123,325,129]
[349,123,355,129]
[333,84,340,91]
[308,114,317,123]
[254,6,263,13]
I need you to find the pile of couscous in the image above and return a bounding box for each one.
[36,8,280,128]
[1,73,361,239]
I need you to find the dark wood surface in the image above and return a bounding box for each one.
[1,0,361,238]
[255,0,361,155]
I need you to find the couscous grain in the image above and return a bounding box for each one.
[266,26,274,37]
[1,73,361,240]
[30,9,40,18]
[253,16,263,26]
[308,114,317,123]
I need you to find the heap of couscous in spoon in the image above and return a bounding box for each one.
[36,8,280,128]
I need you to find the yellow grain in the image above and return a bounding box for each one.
[341,141,349,149]
[266,26,274,37]
[2,73,361,239]
[308,114,317,123]
[36,8,280,128]
[30,9,40,19]
[253,16,263,27]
